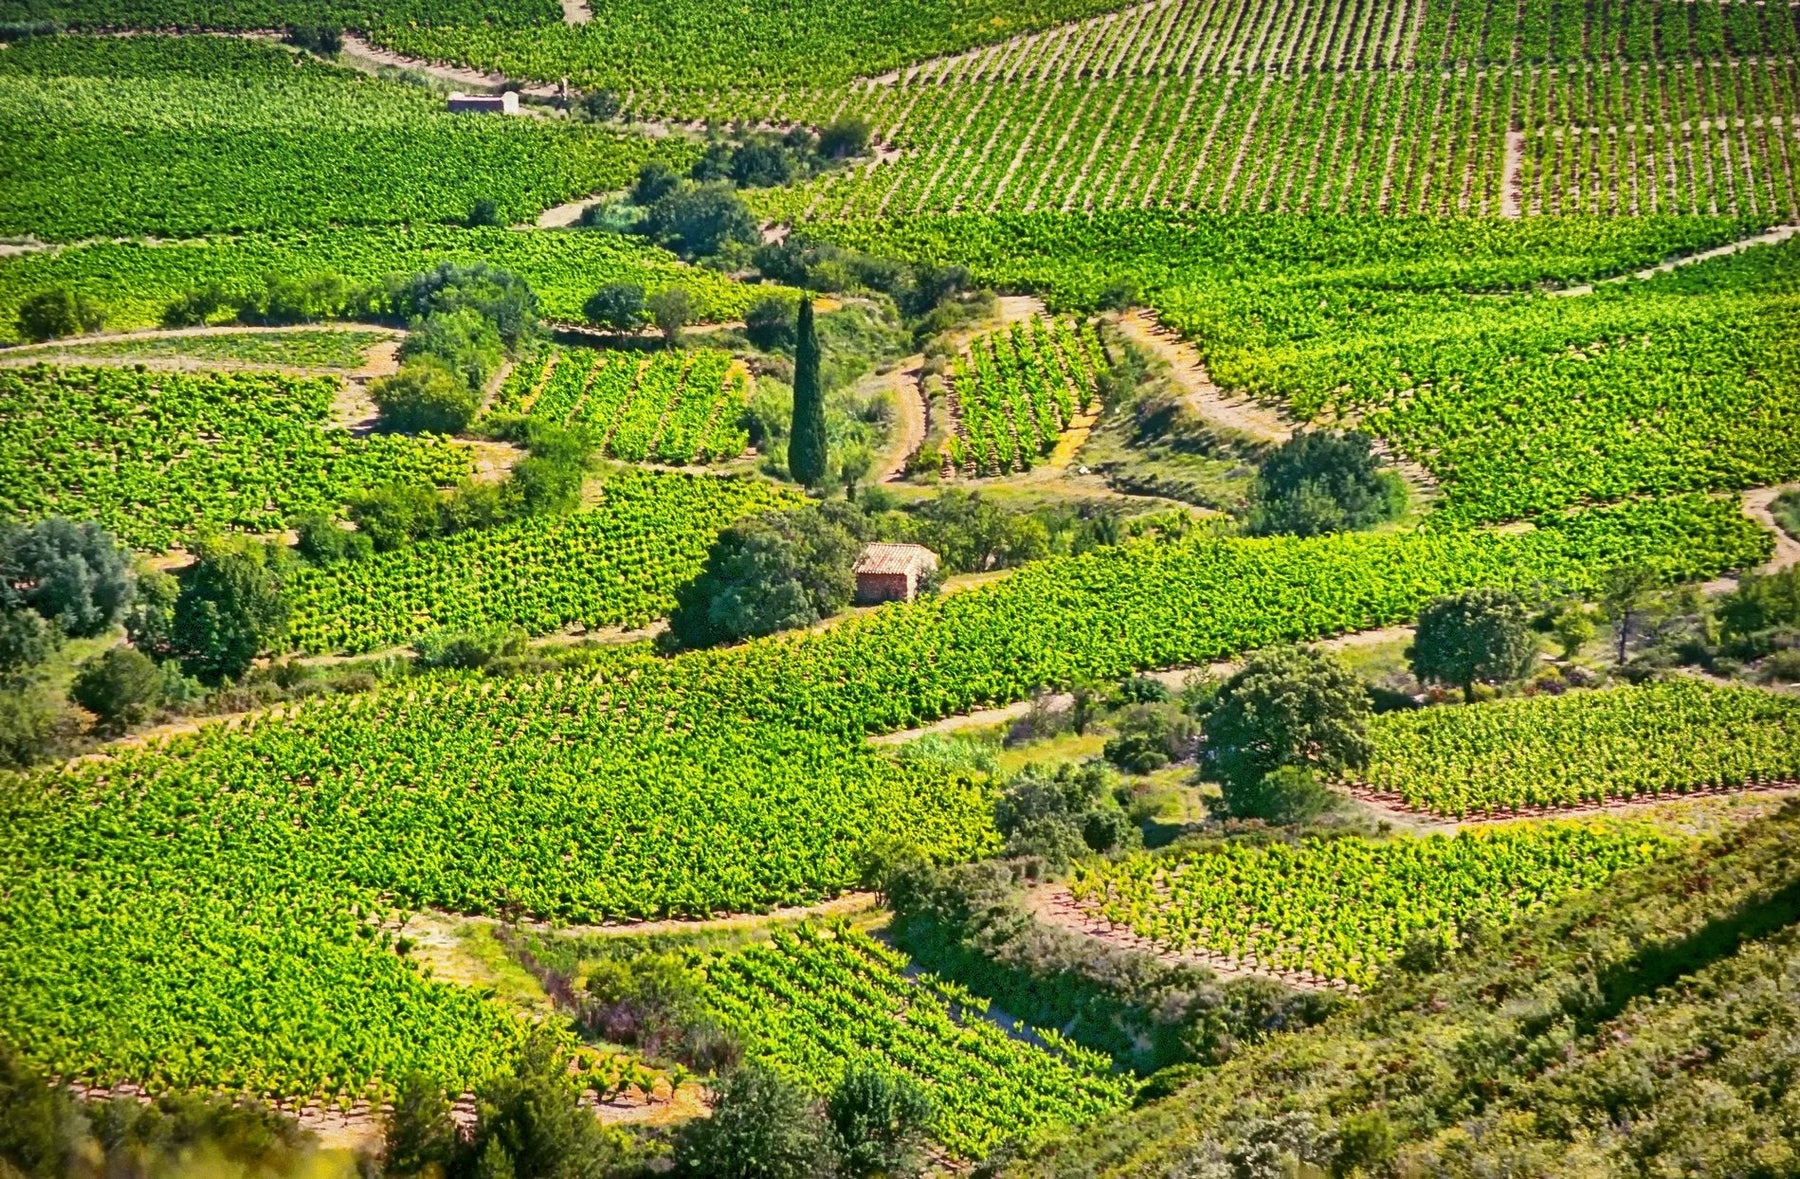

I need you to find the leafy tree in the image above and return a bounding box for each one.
[667,502,865,647]
[160,281,232,328]
[894,490,1048,573]
[1551,603,1598,660]
[16,285,104,342]
[349,482,443,552]
[579,89,620,120]
[995,760,1137,868]
[0,1047,76,1178]
[238,270,351,326]
[673,1064,827,1179]
[787,298,828,486]
[1408,588,1539,702]
[835,443,874,500]
[1104,703,1197,774]
[172,541,292,684]
[827,1065,934,1179]
[69,646,163,732]
[1203,645,1371,792]
[295,513,373,566]
[1331,1110,1397,1178]
[402,306,505,392]
[505,422,598,519]
[643,183,758,258]
[0,517,134,638]
[744,295,797,350]
[1600,562,1669,666]
[0,608,60,677]
[632,161,681,206]
[284,24,342,55]
[468,197,503,228]
[413,625,528,671]
[390,262,540,348]
[1214,764,1339,825]
[1248,431,1405,538]
[371,358,481,435]
[469,1028,634,1179]
[730,142,795,188]
[382,1073,465,1179]
[0,684,62,770]
[818,116,872,159]
[583,282,648,332]
[647,287,693,348]
[122,565,179,661]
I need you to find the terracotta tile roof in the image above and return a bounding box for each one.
[853,543,939,577]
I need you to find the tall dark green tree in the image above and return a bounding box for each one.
[787,298,829,487]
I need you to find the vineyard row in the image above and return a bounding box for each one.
[873,0,1800,87]
[943,317,1107,477]
[748,57,1800,221]
[490,344,751,465]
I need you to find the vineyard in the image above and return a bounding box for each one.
[1206,234,1800,521]
[752,54,1800,222]
[5,0,1800,1157]
[491,344,752,464]
[1066,821,1678,987]
[0,35,699,241]
[0,328,390,370]
[699,925,1136,1157]
[0,227,763,345]
[1350,680,1800,817]
[285,471,796,654]
[0,364,468,550]
[943,316,1107,475]
[0,483,1769,1101]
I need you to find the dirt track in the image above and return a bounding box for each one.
[873,356,928,481]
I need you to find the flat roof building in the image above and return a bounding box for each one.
[448,91,520,115]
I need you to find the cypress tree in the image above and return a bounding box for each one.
[788,297,828,487]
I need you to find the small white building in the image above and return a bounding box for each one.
[448,91,520,115]
[853,544,939,604]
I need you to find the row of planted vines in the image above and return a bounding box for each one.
[945,316,1107,475]
[491,344,751,464]
[700,925,1136,1158]
[1348,680,1800,817]
[1066,822,1678,988]
[284,470,798,654]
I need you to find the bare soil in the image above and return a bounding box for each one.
[873,356,928,482]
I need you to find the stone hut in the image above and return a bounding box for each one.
[448,91,520,115]
[853,543,939,604]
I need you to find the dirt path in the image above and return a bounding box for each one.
[1500,129,1526,218]
[1115,310,1291,444]
[1743,485,1800,573]
[1552,222,1799,297]
[1339,779,1800,833]
[339,33,559,97]
[1702,485,1800,594]
[557,0,592,23]
[1024,884,1351,993]
[874,356,928,481]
